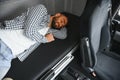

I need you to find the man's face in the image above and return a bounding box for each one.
[52,13,68,29]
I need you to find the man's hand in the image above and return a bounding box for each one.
[45,33,55,42]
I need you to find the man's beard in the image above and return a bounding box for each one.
[51,17,61,30]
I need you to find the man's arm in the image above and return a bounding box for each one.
[45,33,55,42]
[24,4,49,43]
[1,12,26,30]
[49,27,67,39]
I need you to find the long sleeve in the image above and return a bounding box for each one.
[49,27,67,39]
[1,12,26,30]
[18,27,67,61]
[24,4,49,43]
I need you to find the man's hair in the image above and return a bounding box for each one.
[60,12,80,27]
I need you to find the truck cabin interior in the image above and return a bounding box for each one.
[0,0,120,80]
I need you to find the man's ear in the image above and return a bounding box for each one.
[55,13,61,17]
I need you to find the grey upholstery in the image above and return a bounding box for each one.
[80,0,111,69]
[80,0,120,80]
[90,0,111,53]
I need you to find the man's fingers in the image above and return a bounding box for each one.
[45,33,55,42]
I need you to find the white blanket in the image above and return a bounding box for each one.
[0,27,49,57]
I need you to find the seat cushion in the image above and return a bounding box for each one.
[95,51,120,80]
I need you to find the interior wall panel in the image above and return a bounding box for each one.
[0,0,87,21]
[64,0,72,13]
[0,0,39,20]
[71,0,87,16]
[64,0,87,16]
[44,0,55,14]
[54,0,65,14]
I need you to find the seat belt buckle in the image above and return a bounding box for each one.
[90,71,96,77]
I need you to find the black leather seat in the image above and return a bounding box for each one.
[80,0,120,80]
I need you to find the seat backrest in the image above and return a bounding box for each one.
[80,0,111,72]
[90,0,111,57]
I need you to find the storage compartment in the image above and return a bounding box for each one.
[55,67,90,80]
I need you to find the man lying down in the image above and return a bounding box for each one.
[0,4,68,80]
